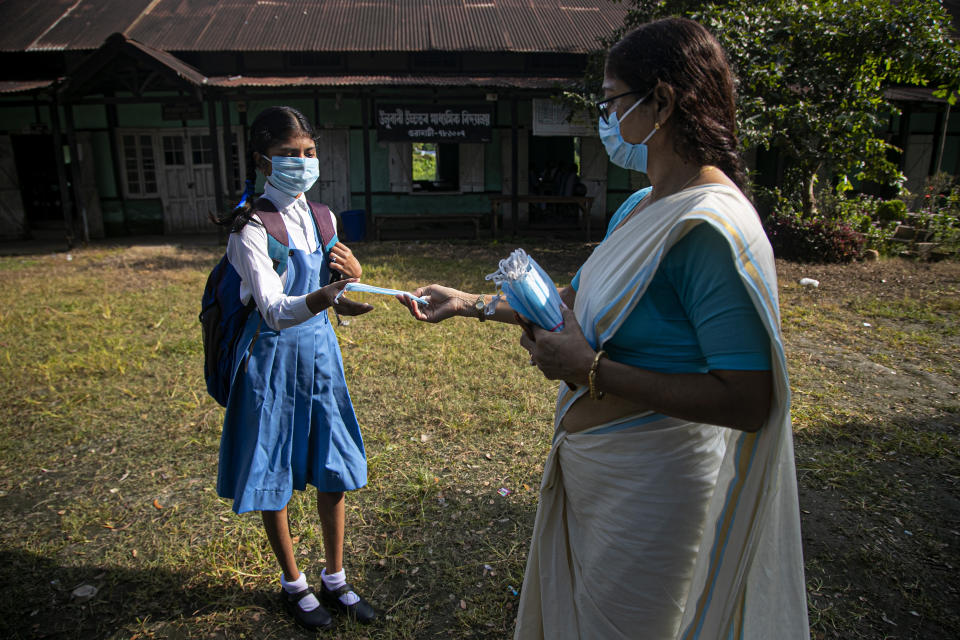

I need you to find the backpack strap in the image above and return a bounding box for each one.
[307,201,339,253]
[252,197,291,276]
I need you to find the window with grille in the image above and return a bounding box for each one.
[190,135,213,165]
[163,136,185,166]
[121,133,158,197]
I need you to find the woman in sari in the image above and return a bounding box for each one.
[401,17,808,640]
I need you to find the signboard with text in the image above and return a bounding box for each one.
[376,103,494,143]
[532,99,595,137]
[162,102,203,121]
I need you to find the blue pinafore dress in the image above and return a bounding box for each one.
[217,221,367,514]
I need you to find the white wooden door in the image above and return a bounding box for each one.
[0,134,26,240]
[459,143,484,192]
[308,128,350,213]
[388,142,412,193]
[160,133,193,232]
[159,130,243,233]
[189,133,218,230]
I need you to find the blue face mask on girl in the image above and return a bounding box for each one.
[267,156,320,197]
[598,90,658,173]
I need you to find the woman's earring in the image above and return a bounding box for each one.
[654,121,661,130]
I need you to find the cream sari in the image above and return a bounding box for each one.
[514,184,809,640]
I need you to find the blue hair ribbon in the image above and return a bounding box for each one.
[234,178,256,209]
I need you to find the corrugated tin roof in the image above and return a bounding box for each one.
[885,87,947,104]
[1,0,157,53]
[0,0,627,53]
[56,33,208,99]
[123,37,209,87]
[206,73,578,89]
[0,79,55,93]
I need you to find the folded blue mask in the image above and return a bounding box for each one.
[268,156,320,197]
[334,282,429,306]
[598,97,658,174]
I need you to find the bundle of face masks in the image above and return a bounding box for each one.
[485,249,565,331]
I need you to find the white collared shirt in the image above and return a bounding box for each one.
[226,181,338,331]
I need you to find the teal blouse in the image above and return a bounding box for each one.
[571,188,772,374]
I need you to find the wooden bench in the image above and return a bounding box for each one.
[488,195,594,240]
[373,212,494,241]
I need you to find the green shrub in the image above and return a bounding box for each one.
[913,187,960,254]
[876,199,907,223]
[762,206,865,263]
[756,180,958,259]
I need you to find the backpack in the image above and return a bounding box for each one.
[200,198,338,407]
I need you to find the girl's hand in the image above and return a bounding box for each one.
[329,242,361,279]
[519,307,594,384]
[333,295,374,316]
[397,284,470,323]
[309,278,373,316]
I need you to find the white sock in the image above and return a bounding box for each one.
[321,568,360,606]
[280,571,321,612]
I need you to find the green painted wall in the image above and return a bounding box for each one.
[0,104,51,130]
[348,130,366,193]
[92,131,116,197]
[73,104,107,129]
[484,134,502,191]
[6,89,957,240]
[939,136,959,176]
[100,198,124,236]
[115,95,208,129]
[123,198,164,235]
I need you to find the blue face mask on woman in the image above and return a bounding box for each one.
[598,91,658,173]
[267,156,320,197]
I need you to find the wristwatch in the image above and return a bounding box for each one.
[474,295,486,321]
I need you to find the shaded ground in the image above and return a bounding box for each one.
[775,259,960,639]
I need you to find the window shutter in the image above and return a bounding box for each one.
[458,143,484,192]
[389,142,412,193]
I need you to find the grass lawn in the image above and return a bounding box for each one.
[0,239,957,639]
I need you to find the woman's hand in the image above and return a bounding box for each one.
[397,284,470,323]
[329,242,361,279]
[307,278,373,316]
[520,307,595,385]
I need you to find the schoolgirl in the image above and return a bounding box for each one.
[212,106,377,630]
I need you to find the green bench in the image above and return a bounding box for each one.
[373,212,494,241]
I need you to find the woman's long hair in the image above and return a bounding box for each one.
[606,17,747,189]
[210,106,317,233]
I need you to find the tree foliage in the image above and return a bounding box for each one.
[609,0,960,215]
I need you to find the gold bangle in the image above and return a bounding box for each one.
[589,350,607,401]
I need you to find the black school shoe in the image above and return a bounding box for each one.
[319,582,378,624]
[282,587,333,631]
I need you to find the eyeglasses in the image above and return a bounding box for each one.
[594,88,653,125]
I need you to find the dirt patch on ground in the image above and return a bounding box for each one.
[776,259,960,639]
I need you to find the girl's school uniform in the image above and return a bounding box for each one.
[217,182,366,515]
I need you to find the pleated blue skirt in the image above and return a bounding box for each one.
[216,246,367,514]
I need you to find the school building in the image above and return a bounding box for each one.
[0,0,957,245]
